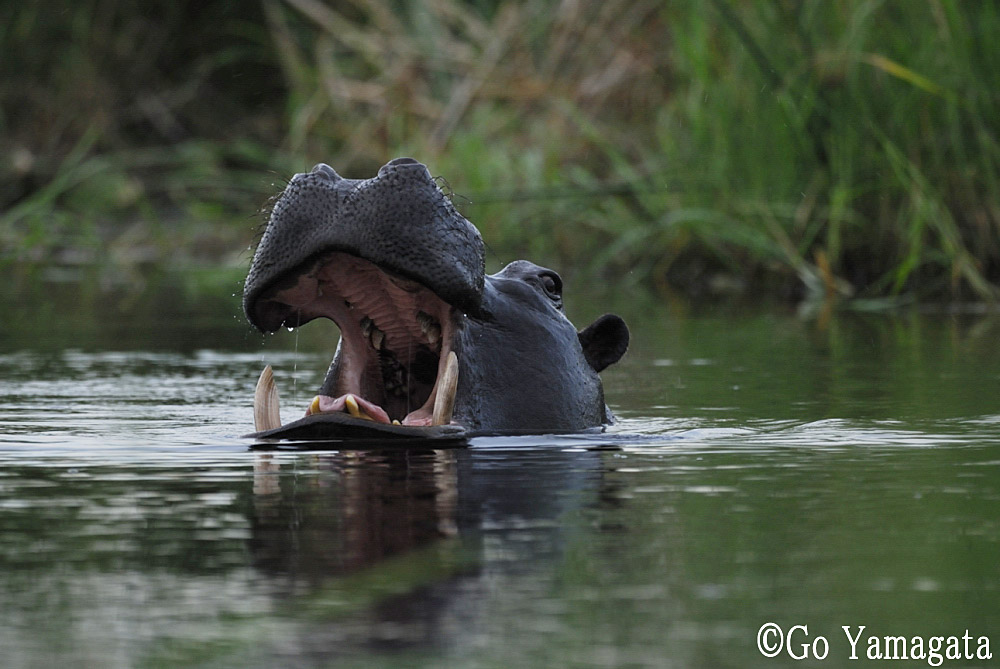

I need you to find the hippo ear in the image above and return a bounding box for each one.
[578,314,629,372]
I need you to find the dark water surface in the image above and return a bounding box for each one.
[2,279,999,668]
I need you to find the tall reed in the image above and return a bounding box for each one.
[3,0,998,303]
[252,0,1000,301]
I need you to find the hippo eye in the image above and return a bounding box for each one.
[539,272,562,301]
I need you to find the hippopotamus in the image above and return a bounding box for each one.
[243,157,628,441]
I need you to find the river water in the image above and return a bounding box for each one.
[2,275,999,668]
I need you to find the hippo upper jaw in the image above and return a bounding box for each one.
[243,158,485,334]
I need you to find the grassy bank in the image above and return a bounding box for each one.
[2,0,998,304]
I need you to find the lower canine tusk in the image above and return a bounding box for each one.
[432,351,459,426]
[254,365,281,431]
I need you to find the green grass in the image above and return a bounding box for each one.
[3,0,999,304]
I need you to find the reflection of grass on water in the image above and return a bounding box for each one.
[3,1,999,303]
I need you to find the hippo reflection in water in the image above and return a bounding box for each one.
[243,158,629,440]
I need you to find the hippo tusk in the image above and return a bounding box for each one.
[254,365,281,431]
[431,351,459,426]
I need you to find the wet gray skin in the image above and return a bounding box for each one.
[244,157,629,437]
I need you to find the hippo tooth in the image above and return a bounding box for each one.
[431,351,459,426]
[371,327,385,350]
[417,311,441,345]
[344,394,374,421]
[360,316,373,338]
[254,365,281,431]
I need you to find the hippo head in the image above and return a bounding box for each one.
[244,158,629,438]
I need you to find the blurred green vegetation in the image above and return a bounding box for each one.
[2,0,998,304]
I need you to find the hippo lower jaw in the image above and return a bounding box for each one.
[256,251,463,428]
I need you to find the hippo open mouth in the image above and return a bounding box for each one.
[255,251,461,427]
[244,157,484,436]
[244,157,628,441]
